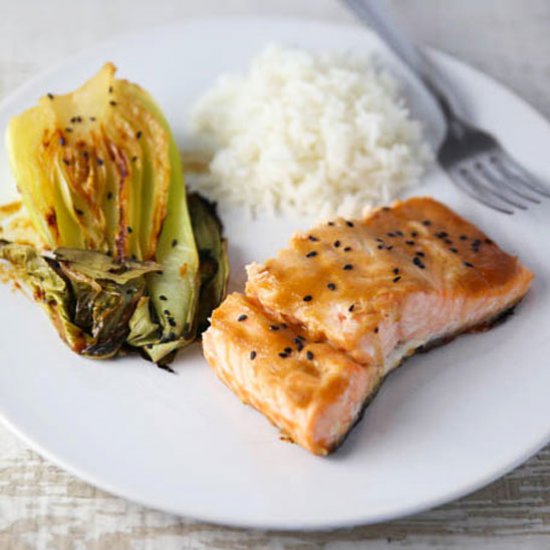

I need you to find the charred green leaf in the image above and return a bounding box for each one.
[189,194,229,334]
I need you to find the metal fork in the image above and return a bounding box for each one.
[342,0,550,214]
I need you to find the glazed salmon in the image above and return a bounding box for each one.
[203,293,381,455]
[203,197,533,455]
[246,197,533,371]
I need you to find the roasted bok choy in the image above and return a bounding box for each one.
[0,64,229,365]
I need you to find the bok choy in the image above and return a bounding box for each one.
[1,64,228,365]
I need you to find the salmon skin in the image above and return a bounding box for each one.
[203,197,533,455]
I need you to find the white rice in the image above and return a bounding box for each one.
[188,45,432,219]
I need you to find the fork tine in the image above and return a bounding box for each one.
[492,153,550,198]
[448,167,514,214]
[477,159,541,204]
[459,166,527,210]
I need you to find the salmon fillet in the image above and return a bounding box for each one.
[246,197,533,371]
[203,197,533,455]
[203,293,381,455]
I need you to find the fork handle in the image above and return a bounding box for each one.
[342,0,460,120]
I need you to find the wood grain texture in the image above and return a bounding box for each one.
[0,0,549,547]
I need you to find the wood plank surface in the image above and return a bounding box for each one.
[0,0,549,547]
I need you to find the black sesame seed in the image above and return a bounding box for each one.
[377,244,384,250]
[250,351,257,360]
[387,232,396,237]
[413,256,426,269]
[308,235,319,242]
[65,127,73,133]
[132,155,138,162]
[395,230,404,237]
[343,264,353,270]
[411,231,418,238]
[62,158,70,166]
[333,240,341,248]
[108,86,113,93]
[295,340,304,351]
[136,131,142,139]
[306,251,318,258]
[47,93,54,100]
[416,251,425,257]
[97,158,104,166]
[464,261,474,268]
[393,276,401,283]
[376,237,384,243]
[460,235,468,241]
[405,240,415,246]
[109,100,117,106]
[278,352,288,358]
[171,239,178,248]
[90,116,96,122]
[436,231,448,239]
[374,327,379,334]
[449,247,458,253]
[157,364,176,374]
[422,220,432,226]
[344,246,352,252]
[163,309,170,315]
[444,238,453,245]
[58,135,66,146]
[346,221,354,228]
[484,238,493,245]
[306,351,314,361]
[284,347,292,354]
[75,208,84,216]
[303,295,313,302]
[327,282,336,291]
[127,226,133,233]
[237,314,248,322]
[168,318,176,327]
[269,325,280,331]
[107,191,113,200]
[348,304,355,312]
[386,245,393,250]
[328,221,335,226]
[393,267,399,275]
[159,295,167,301]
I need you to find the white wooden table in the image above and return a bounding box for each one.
[1,1,549,547]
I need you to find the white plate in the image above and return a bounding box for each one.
[0,17,549,530]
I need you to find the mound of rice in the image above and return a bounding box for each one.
[189,45,431,218]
